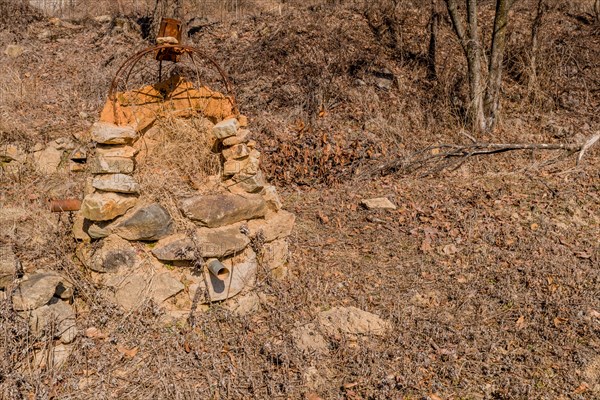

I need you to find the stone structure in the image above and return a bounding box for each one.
[74,76,295,314]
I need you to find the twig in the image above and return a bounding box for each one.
[375,133,599,177]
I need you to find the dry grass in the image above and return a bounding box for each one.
[0,1,599,399]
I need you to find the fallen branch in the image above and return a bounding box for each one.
[375,132,600,176]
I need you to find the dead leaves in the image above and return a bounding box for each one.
[116,343,139,359]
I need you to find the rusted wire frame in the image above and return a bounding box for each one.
[108,44,238,124]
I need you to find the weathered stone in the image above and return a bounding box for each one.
[222,143,249,160]
[91,122,137,145]
[259,239,289,277]
[110,271,183,310]
[87,221,111,239]
[317,307,391,337]
[156,36,178,44]
[92,174,139,194]
[112,203,173,241]
[4,44,24,58]
[33,145,63,174]
[12,272,65,311]
[225,292,260,316]
[96,145,137,158]
[0,245,17,290]
[72,212,90,241]
[248,210,295,242]
[196,224,250,258]
[149,273,184,304]
[69,147,87,161]
[151,233,196,261]
[33,344,73,370]
[262,185,282,211]
[222,129,250,146]
[0,144,25,164]
[29,298,77,344]
[81,192,137,221]
[360,197,397,210]
[179,193,267,228]
[212,118,239,139]
[69,161,85,172]
[292,323,329,354]
[89,156,135,174]
[77,235,139,273]
[231,170,266,193]
[223,159,243,176]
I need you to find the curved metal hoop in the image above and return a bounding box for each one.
[108,44,238,116]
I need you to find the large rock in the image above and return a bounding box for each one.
[91,122,137,145]
[196,224,250,258]
[92,174,139,194]
[89,156,135,174]
[0,245,17,289]
[77,235,139,273]
[12,272,66,311]
[151,233,196,261]
[112,203,173,241]
[212,118,239,139]
[179,193,267,228]
[80,192,137,221]
[317,307,391,337]
[248,210,295,242]
[28,298,77,344]
[33,344,73,370]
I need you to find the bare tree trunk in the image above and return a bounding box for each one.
[484,0,510,131]
[528,0,545,94]
[427,0,442,80]
[445,0,486,132]
[466,0,486,132]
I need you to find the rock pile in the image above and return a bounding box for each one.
[74,79,295,314]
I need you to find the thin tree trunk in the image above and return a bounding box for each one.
[466,0,486,132]
[484,0,510,131]
[529,0,545,93]
[427,0,442,80]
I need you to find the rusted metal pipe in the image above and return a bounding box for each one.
[49,199,81,212]
[207,258,230,281]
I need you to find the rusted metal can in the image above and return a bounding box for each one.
[156,18,183,62]
[49,199,81,212]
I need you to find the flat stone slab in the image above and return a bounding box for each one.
[196,224,250,258]
[81,192,137,221]
[360,197,397,210]
[179,193,267,228]
[89,156,135,174]
[151,233,196,261]
[91,122,137,145]
[96,145,137,158]
[92,174,139,194]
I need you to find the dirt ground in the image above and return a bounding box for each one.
[1,1,599,399]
